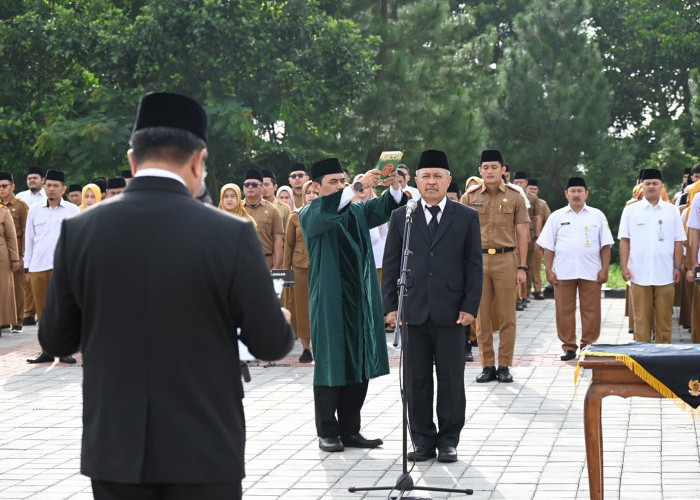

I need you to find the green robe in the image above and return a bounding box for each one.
[300,188,406,386]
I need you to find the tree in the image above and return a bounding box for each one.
[486,0,611,208]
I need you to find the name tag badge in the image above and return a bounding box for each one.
[695,267,700,285]
[472,203,484,207]
[560,222,570,226]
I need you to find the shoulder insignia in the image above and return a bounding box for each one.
[466,184,481,194]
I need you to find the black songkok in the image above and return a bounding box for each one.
[68,184,82,193]
[641,169,663,182]
[480,149,504,165]
[132,92,208,143]
[566,177,587,189]
[447,180,460,195]
[28,166,45,177]
[261,169,276,182]
[310,158,343,179]
[514,171,528,180]
[45,169,66,184]
[289,163,307,174]
[416,150,450,170]
[529,178,538,186]
[244,169,264,182]
[0,172,13,183]
[107,177,127,189]
[92,177,107,193]
[121,169,133,179]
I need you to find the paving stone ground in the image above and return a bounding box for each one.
[1,296,699,499]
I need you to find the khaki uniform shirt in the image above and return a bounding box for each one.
[3,194,29,254]
[464,181,530,249]
[244,199,284,256]
[526,193,541,239]
[272,198,292,229]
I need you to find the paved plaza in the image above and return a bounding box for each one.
[1,296,699,499]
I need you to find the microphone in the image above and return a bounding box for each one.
[405,199,418,217]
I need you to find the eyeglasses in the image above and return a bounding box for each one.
[0,184,11,189]
[289,173,306,179]
[243,182,261,188]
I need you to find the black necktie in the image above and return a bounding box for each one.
[427,205,440,239]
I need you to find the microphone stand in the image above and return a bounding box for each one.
[349,204,472,498]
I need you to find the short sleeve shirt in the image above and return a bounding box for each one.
[244,199,284,255]
[536,204,614,281]
[464,182,530,249]
[618,198,686,286]
[687,194,700,262]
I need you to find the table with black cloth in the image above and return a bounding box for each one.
[577,343,700,500]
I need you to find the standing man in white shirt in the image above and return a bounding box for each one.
[537,177,614,360]
[16,167,47,208]
[685,188,700,343]
[24,169,80,364]
[618,168,685,343]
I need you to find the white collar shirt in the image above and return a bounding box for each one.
[421,196,447,225]
[617,198,686,286]
[536,204,614,281]
[134,168,187,186]
[686,194,700,263]
[24,199,80,272]
[16,188,47,207]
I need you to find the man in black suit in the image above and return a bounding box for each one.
[38,92,294,500]
[382,149,483,463]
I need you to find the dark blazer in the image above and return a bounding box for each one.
[39,176,294,484]
[382,198,483,325]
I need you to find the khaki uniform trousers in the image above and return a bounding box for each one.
[12,269,24,326]
[691,284,700,343]
[554,279,601,352]
[528,243,544,294]
[22,273,36,319]
[292,267,310,340]
[29,270,52,323]
[679,266,693,328]
[475,252,517,367]
[631,282,675,343]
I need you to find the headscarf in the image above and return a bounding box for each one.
[275,185,296,211]
[79,183,102,211]
[465,176,483,192]
[218,183,256,226]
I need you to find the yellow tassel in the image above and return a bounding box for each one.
[575,350,700,419]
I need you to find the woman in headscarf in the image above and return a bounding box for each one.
[79,183,102,211]
[0,203,19,334]
[276,185,296,213]
[283,180,318,362]
[218,183,256,226]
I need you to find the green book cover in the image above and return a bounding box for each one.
[375,151,403,177]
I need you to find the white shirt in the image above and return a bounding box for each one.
[687,194,700,263]
[508,182,531,209]
[135,168,187,186]
[16,188,47,207]
[618,198,685,286]
[370,223,388,269]
[338,184,403,211]
[421,196,447,225]
[537,204,614,281]
[24,199,80,272]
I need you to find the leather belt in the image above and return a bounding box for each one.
[264,253,273,257]
[482,247,515,255]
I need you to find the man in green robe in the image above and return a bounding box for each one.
[300,157,406,452]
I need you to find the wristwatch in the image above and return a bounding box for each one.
[353,181,364,193]
[518,265,529,271]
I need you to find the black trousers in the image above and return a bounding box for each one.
[91,479,241,500]
[313,380,368,438]
[407,319,466,449]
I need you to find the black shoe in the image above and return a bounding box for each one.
[471,339,478,347]
[299,349,313,363]
[22,317,37,326]
[476,366,497,383]
[521,300,528,308]
[342,433,383,448]
[319,437,344,452]
[524,297,531,303]
[27,352,54,364]
[11,325,22,333]
[533,292,545,300]
[628,328,634,334]
[407,446,436,462]
[464,341,474,362]
[496,366,513,383]
[516,302,524,311]
[59,356,77,364]
[560,350,576,361]
[437,447,458,463]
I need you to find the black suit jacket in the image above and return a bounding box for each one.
[382,198,483,325]
[39,176,294,484]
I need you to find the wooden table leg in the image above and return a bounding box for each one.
[584,383,605,500]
